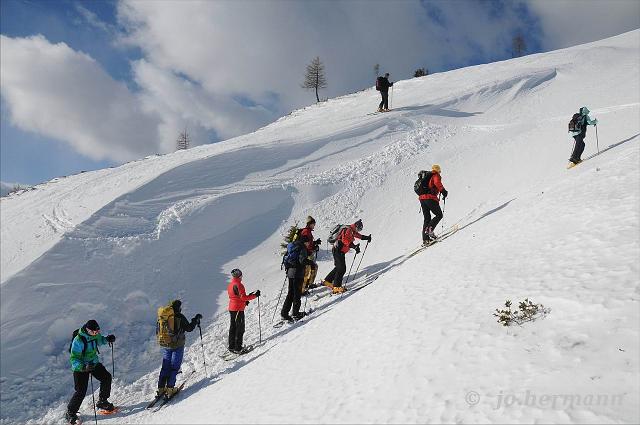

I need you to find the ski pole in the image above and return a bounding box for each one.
[257,295,262,344]
[352,240,370,282]
[89,374,98,425]
[441,198,446,233]
[595,124,600,154]
[271,276,287,323]
[197,324,208,378]
[109,341,115,378]
[390,85,393,110]
[344,252,358,285]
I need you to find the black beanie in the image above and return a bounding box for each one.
[85,320,100,331]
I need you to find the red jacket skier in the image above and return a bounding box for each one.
[226,269,260,354]
[323,219,371,294]
[417,164,448,243]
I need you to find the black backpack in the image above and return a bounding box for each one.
[414,171,433,195]
[68,328,91,355]
[568,113,582,133]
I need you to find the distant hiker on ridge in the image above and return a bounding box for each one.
[155,300,201,400]
[376,72,394,112]
[65,320,116,425]
[227,269,260,354]
[415,165,448,244]
[568,106,598,168]
[323,219,371,294]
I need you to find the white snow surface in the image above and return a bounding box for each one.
[1,30,639,424]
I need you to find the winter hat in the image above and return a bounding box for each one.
[580,106,590,115]
[354,219,363,231]
[171,299,182,312]
[231,268,243,278]
[384,72,389,77]
[306,216,316,225]
[432,164,441,173]
[85,320,100,331]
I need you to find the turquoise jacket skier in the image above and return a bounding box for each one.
[569,106,598,137]
[69,327,109,372]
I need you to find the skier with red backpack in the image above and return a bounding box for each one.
[322,219,371,294]
[415,165,448,244]
[567,106,598,167]
[375,72,394,112]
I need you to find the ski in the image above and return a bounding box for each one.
[146,394,163,409]
[219,344,257,361]
[273,310,314,328]
[154,370,195,410]
[97,407,120,415]
[407,225,460,258]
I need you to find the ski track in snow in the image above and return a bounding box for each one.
[1,30,639,424]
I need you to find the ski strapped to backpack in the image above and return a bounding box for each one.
[156,305,178,347]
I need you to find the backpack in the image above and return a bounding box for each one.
[156,305,178,347]
[327,224,348,244]
[376,76,383,91]
[568,113,582,133]
[68,328,92,355]
[283,240,305,268]
[414,171,433,196]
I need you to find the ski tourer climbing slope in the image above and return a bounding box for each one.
[376,72,394,112]
[281,230,315,322]
[416,165,448,243]
[568,106,598,167]
[298,216,321,295]
[65,320,116,425]
[323,219,371,293]
[227,269,260,354]
[155,300,201,400]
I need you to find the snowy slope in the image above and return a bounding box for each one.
[1,30,639,424]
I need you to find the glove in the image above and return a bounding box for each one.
[82,363,96,372]
[363,234,372,242]
[106,334,116,343]
[245,301,250,306]
[354,244,361,254]
[593,118,598,125]
[315,238,322,246]
[195,313,203,320]
[254,290,261,297]
[441,189,448,199]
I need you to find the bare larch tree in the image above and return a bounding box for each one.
[302,56,327,102]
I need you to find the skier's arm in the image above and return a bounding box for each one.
[586,115,598,125]
[236,284,256,302]
[433,174,444,192]
[96,334,108,346]
[181,314,197,332]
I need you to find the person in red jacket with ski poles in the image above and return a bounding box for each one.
[418,164,448,243]
[322,219,371,294]
[227,269,260,354]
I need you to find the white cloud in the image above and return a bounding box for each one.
[0,35,162,162]
[526,0,640,50]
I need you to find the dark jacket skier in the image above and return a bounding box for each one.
[376,73,394,112]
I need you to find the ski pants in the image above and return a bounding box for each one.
[67,363,111,414]
[324,248,347,288]
[570,134,586,163]
[379,91,389,110]
[282,267,304,317]
[228,311,245,351]
[158,346,184,389]
[301,261,318,293]
[421,199,443,240]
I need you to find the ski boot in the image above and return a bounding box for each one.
[292,312,307,321]
[322,280,334,289]
[164,387,179,399]
[96,399,115,412]
[377,107,384,112]
[281,314,294,323]
[425,227,436,241]
[156,387,166,398]
[332,286,346,294]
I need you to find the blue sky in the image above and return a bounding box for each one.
[1,0,638,185]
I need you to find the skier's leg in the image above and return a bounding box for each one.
[281,276,295,317]
[427,200,443,230]
[67,371,89,414]
[158,348,172,388]
[383,92,389,110]
[91,363,112,401]
[168,347,184,387]
[228,312,237,350]
[420,199,431,242]
[379,94,384,110]
[333,251,347,287]
[570,135,585,162]
[235,312,245,351]
[292,274,303,316]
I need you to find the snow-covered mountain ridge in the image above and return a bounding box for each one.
[1,30,639,423]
